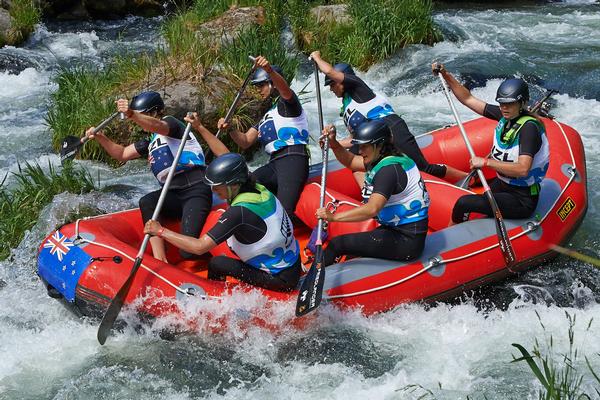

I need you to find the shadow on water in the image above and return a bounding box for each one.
[276,325,400,379]
[78,337,270,398]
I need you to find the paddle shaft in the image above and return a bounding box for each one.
[215,56,256,140]
[97,115,195,345]
[436,73,517,268]
[80,112,120,146]
[295,59,329,316]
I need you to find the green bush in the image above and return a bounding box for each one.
[3,0,41,46]
[290,0,441,70]
[0,162,97,260]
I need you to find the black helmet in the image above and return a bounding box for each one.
[351,119,390,146]
[251,65,285,85]
[129,91,165,113]
[324,63,355,86]
[495,78,529,104]
[204,153,249,186]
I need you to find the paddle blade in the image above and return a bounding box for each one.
[295,247,326,317]
[484,190,517,268]
[60,135,83,163]
[97,257,142,345]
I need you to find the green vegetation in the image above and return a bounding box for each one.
[0,162,97,260]
[47,0,438,162]
[290,0,441,70]
[512,311,600,399]
[0,0,41,46]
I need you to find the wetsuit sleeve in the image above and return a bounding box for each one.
[342,74,376,103]
[206,206,267,245]
[162,116,187,139]
[371,164,408,199]
[483,104,502,121]
[518,122,542,156]
[133,138,150,157]
[277,92,303,118]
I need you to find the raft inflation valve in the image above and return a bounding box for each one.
[427,256,442,268]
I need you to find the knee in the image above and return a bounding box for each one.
[452,197,470,223]
[138,193,156,211]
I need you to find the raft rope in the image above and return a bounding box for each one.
[74,211,199,298]
[327,119,579,300]
[70,120,579,302]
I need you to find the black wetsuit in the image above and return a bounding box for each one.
[252,94,309,219]
[135,116,213,259]
[342,74,447,178]
[451,105,543,223]
[323,162,428,266]
[206,191,301,292]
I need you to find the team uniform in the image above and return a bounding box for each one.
[340,74,447,178]
[206,184,301,291]
[134,115,213,259]
[252,94,310,219]
[323,155,430,266]
[452,105,549,223]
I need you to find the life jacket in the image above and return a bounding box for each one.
[147,117,205,184]
[341,92,395,134]
[362,156,430,227]
[490,115,549,189]
[227,184,300,274]
[257,99,310,155]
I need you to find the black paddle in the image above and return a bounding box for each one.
[296,59,329,317]
[97,113,194,345]
[436,71,517,270]
[60,112,120,164]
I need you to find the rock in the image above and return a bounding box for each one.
[310,4,351,25]
[195,6,265,48]
[0,8,12,44]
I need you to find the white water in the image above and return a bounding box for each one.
[1,4,600,399]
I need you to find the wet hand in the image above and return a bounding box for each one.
[470,156,487,169]
[217,117,229,131]
[309,50,321,61]
[116,98,133,117]
[185,112,202,128]
[319,125,337,148]
[254,56,272,73]
[432,62,445,76]
[315,207,333,222]
[144,219,164,236]
[84,126,102,141]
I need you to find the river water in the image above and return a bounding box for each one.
[1,2,600,399]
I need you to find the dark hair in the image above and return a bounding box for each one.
[238,174,259,195]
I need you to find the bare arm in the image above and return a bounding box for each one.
[472,155,533,178]
[316,193,387,223]
[228,124,259,150]
[185,113,230,156]
[310,51,344,84]
[432,63,486,116]
[323,125,366,172]
[144,220,217,256]
[116,98,170,136]
[85,127,140,162]
[254,55,294,101]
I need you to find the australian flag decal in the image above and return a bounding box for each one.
[38,230,92,302]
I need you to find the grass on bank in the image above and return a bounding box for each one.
[512,311,600,399]
[47,0,439,162]
[47,0,297,163]
[290,0,441,70]
[0,0,41,47]
[0,162,97,261]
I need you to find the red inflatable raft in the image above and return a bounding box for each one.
[38,116,587,319]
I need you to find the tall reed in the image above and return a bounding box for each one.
[0,162,97,260]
